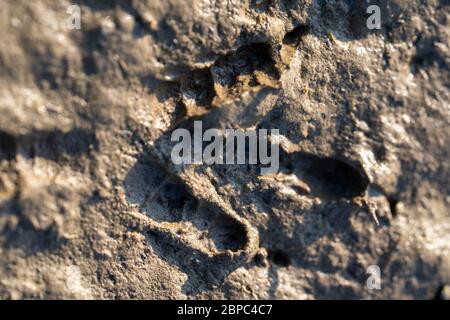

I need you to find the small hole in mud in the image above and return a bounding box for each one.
[180,67,216,109]
[0,130,16,161]
[433,285,447,300]
[253,251,267,267]
[291,153,369,199]
[283,24,309,46]
[212,42,279,89]
[159,182,190,211]
[388,197,399,217]
[208,215,247,251]
[268,249,291,267]
[82,56,98,75]
[373,144,388,162]
[146,230,158,238]
[317,162,366,197]
[244,43,278,77]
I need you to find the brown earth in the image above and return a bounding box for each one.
[0,0,449,299]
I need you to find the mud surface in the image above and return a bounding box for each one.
[0,0,449,299]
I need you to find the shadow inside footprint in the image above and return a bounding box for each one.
[284,152,370,199]
[195,203,247,251]
[124,153,248,252]
[124,152,250,293]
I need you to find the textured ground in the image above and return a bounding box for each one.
[0,0,449,299]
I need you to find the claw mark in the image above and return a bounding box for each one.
[0,130,16,161]
[353,193,380,225]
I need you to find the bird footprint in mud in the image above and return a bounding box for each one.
[123,152,259,293]
[121,26,311,292]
